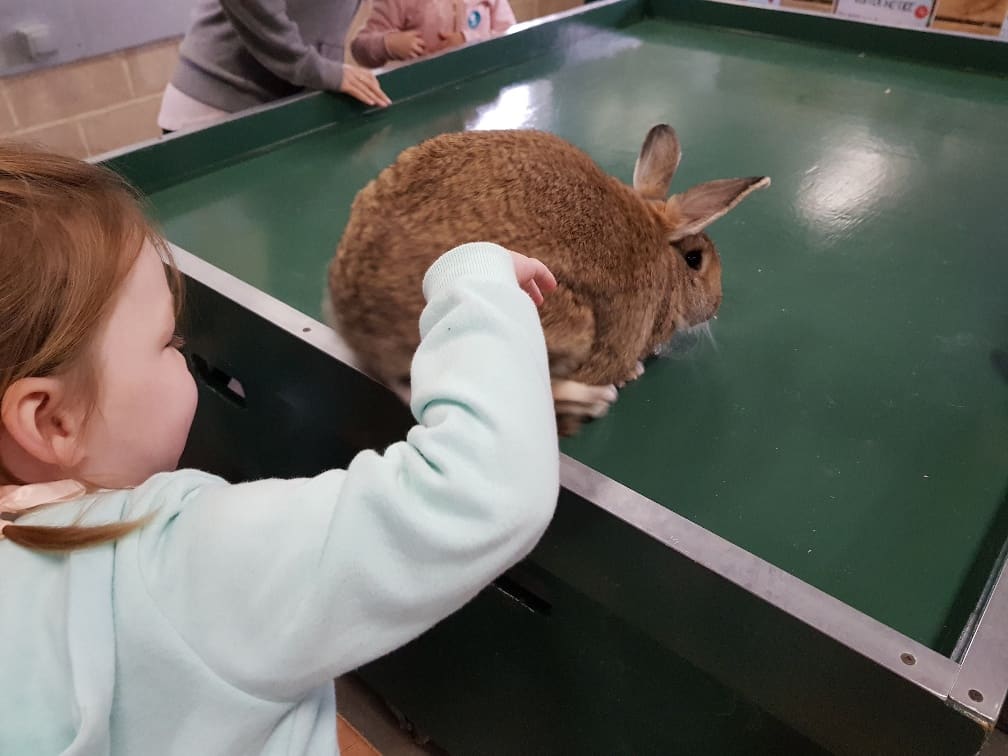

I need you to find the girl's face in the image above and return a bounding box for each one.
[78,241,198,487]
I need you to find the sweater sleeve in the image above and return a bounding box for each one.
[218,0,346,91]
[350,0,405,69]
[138,243,559,701]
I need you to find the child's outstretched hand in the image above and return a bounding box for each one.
[386,30,426,60]
[507,250,557,307]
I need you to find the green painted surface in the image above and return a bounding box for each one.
[148,17,1008,650]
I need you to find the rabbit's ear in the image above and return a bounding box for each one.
[667,176,770,241]
[633,125,681,200]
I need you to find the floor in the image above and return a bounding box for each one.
[985,731,1008,756]
[337,712,382,756]
[337,675,442,756]
[337,672,1008,756]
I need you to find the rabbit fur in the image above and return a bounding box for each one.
[327,124,769,435]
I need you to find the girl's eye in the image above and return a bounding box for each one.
[169,334,186,350]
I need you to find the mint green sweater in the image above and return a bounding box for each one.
[0,244,559,755]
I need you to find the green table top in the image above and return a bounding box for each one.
[145,10,1008,651]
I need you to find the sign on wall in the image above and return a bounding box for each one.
[834,0,933,28]
[722,0,1007,42]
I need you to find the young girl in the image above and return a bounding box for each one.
[0,143,559,754]
[351,0,517,68]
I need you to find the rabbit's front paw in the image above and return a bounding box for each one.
[617,361,645,388]
[552,379,618,425]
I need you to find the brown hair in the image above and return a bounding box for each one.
[0,141,181,551]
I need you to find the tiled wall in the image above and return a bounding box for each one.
[0,38,180,159]
[0,0,584,160]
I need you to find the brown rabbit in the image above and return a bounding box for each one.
[327,125,769,435]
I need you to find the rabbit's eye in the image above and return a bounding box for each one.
[684,250,703,270]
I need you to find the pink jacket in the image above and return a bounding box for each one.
[352,0,517,68]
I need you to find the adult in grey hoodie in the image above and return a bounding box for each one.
[168,0,390,117]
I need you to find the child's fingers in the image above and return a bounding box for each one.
[535,263,557,294]
[341,70,370,104]
[523,259,557,296]
[506,250,557,305]
[353,83,385,108]
[408,31,425,57]
[526,280,544,306]
[353,82,379,107]
[341,67,390,107]
[363,74,391,107]
[346,82,370,105]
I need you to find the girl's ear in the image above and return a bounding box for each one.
[1,377,87,471]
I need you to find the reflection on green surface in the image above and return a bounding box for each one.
[150,20,1008,651]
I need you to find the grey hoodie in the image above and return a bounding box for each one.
[171,0,362,112]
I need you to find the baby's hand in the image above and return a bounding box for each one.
[386,30,426,60]
[433,31,466,52]
[507,250,557,307]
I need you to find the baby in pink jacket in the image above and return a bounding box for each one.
[352,0,517,68]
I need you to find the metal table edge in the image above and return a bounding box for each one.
[557,455,969,698]
[950,550,1008,724]
[170,244,367,375]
